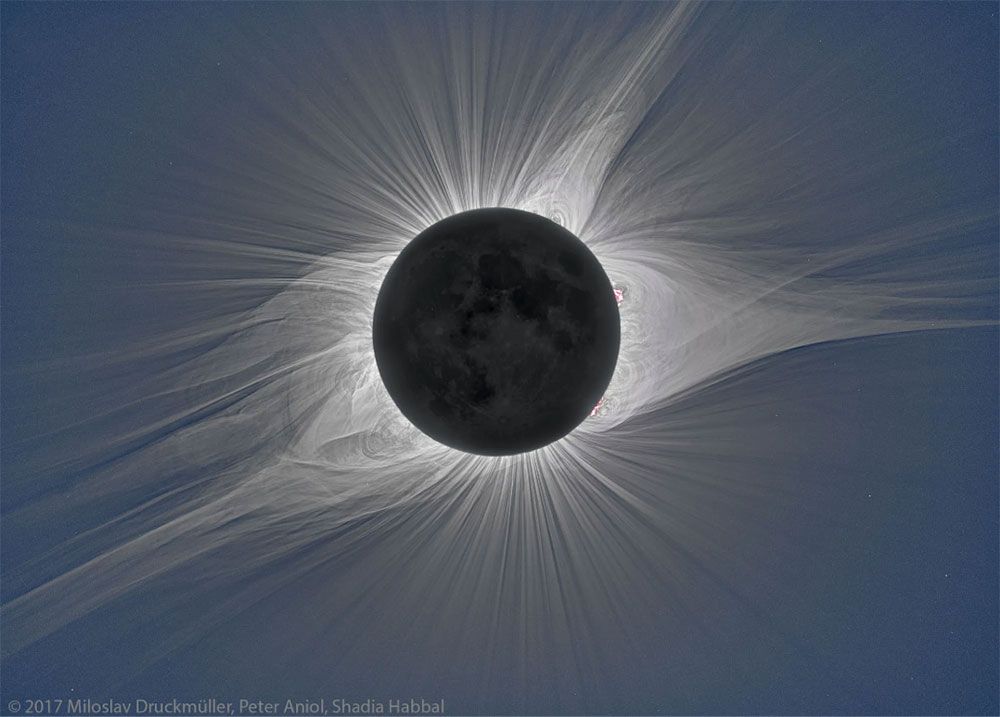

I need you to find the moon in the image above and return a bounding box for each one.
[372,208,621,455]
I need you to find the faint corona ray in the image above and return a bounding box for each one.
[2,6,996,704]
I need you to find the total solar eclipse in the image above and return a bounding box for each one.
[372,208,620,455]
[4,3,996,712]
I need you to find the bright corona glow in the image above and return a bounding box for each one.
[3,4,995,707]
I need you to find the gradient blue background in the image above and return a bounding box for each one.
[3,3,997,714]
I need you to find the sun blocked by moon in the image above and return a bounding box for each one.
[372,208,621,455]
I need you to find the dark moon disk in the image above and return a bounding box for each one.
[372,207,620,455]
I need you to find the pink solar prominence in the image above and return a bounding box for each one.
[589,288,624,418]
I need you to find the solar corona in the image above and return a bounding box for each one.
[1,3,996,714]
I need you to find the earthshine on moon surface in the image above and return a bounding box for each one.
[1,3,996,715]
[372,208,620,455]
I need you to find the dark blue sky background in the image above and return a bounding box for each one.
[2,3,998,715]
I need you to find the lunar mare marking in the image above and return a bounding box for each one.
[373,208,620,455]
[2,4,995,708]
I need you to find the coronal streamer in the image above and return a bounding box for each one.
[3,3,996,711]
